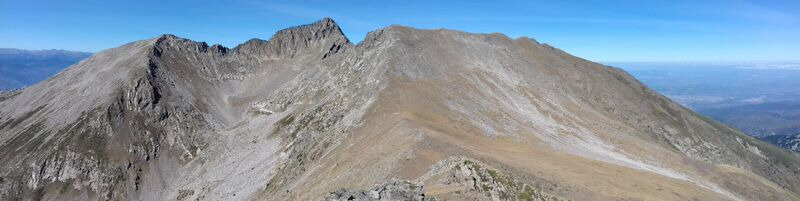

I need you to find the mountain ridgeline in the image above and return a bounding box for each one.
[1,18,799,201]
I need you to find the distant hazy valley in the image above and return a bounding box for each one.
[0,48,92,90]
[610,62,800,151]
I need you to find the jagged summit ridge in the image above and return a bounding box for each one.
[234,18,351,59]
[152,34,229,55]
[272,17,350,44]
[141,18,352,60]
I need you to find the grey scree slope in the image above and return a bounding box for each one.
[1,18,800,201]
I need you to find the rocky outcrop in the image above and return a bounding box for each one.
[416,158,566,201]
[324,180,437,201]
[441,161,563,201]
[0,90,20,101]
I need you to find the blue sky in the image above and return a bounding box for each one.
[1,0,798,62]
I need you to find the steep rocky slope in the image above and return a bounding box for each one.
[1,18,799,201]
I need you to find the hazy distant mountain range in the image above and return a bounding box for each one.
[0,48,92,90]
[764,133,800,151]
[610,62,800,151]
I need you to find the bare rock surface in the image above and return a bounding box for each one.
[1,18,800,201]
[324,180,436,201]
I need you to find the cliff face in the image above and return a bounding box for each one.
[1,18,799,201]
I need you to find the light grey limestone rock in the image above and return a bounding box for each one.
[324,180,437,201]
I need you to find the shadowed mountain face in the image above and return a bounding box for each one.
[0,48,92,90]
[1,18,799,201]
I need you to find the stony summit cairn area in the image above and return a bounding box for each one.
[1,18,800,200]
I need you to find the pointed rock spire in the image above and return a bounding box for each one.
[235,18,351,59]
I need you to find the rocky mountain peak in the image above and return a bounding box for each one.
[276,17,347,42]
[150,34,230,57]
[234,18,351,59]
